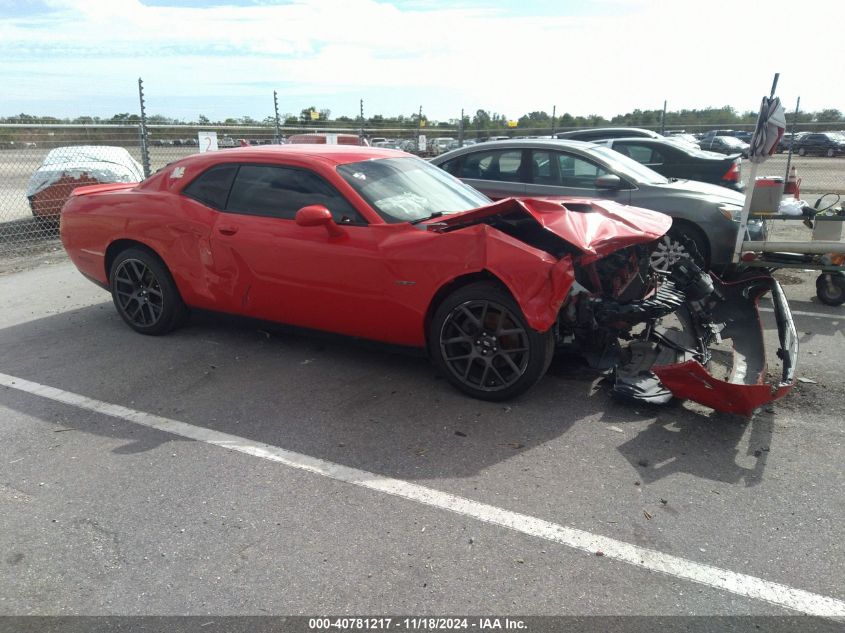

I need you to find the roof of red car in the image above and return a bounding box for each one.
[180,144,405,167]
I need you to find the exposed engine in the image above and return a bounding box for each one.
[558,242,797,416]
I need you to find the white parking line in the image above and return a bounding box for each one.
[1,370,843,617]
[759,306,843,320]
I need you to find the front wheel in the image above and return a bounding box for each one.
[826,148,835,158]
[649,226,709,272]
[798,147,807,156]
[109,247,187,335]
[816,273,845,307]
[429,282,554,401]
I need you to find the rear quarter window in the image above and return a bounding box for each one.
[182,164,238,210]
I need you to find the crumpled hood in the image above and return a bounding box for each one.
[434,197,672,263]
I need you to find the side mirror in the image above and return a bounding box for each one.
[295,205,345,238]
[595,174,623,190]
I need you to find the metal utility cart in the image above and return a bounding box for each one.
[732,74,845,306]
[739,208,845,305]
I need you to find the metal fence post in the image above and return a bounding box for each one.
[137,77,151,178]
[273,90,282,144]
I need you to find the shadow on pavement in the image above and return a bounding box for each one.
[0,303,772,486]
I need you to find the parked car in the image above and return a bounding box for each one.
[777,132,807,153]
[58,145,795,414]
[698,135,750,157]
[665,132,700,148]
[429,137,456,156]
[793,132,845,157]
[596,137,743,191]
[554,127,663,142]
[431,139,764,270]
[27,145,144,222]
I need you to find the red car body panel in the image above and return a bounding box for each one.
[60,147,605,346]
[654,361,792,417]
[435,197,672,264]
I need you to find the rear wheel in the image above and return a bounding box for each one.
[798,147,807,156]
[826,148,835,158]
[816,273,845,307]
[429,282,554,401]
[109,247,187,335]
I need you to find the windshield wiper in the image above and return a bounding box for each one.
[410,211,444,225]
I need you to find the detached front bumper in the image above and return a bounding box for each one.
[614,274,798,417]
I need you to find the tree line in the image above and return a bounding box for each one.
[2,105,843,131]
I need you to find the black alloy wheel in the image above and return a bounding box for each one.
[110,247,186,335]
[430,282,553,401]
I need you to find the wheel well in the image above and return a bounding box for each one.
[104,239,162,281]
[668,219,711,266]
[423,270,510,343]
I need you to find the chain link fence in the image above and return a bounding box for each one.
[2,121,843,255]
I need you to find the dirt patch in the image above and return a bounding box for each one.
[773,271,806,286]
[0,240,67,276]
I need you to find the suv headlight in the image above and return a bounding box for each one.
[718,204,743,222]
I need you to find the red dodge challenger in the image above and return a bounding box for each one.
[60,145,796,415]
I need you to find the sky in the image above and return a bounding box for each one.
[0,0,842,122]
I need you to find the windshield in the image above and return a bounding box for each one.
[590,146,669,184]
[338,157,491,223]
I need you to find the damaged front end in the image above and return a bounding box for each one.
[562,253,798,417]
[434,196,798,416]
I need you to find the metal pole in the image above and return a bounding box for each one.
[784,96,800,184]
[273,90,282,144]
[137,77,151,178]
[417,105,422,152]
[551,105,556,137]
[459,108,464,147]
[732,73,779,263]
[359,99,365,144]
[660,100,667,135]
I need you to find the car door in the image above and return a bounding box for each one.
[456,148,527,199]
[207,162,395,339]
[522,149,632,204]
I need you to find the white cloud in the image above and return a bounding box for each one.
[1,0,841,119]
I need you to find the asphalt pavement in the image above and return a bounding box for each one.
[0,256,843,620]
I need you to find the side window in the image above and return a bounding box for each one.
[460,150,524,182]
[226,165,364,224]
[440,157,462,176]
[619,143,661,165]
[182,164,238,210]
[529,150,555,185]
[555,153,608,188]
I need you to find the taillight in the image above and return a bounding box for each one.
[722,161,740,183]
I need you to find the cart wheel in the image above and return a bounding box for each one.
[816,273,845,307]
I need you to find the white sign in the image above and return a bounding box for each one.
[325,133,338,145]
[198,131,218,153]
[418,135,426,152]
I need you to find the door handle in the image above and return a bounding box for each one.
[218,225,239,236]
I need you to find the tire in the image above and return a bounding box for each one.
[816,273,845,307]
[649,225,709,272]
[429,282,554,401]
[109,247,187,335]
[798,147,806,157]
[826,148,835,158]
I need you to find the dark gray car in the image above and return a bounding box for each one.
[431,139,764,270]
